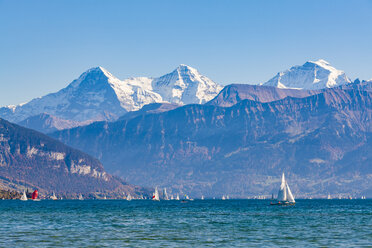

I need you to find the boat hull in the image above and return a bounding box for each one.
[270,201,295,206]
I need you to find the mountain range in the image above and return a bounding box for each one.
[0,65,222,132]
[1,59,371,197]
[51,85,372,197]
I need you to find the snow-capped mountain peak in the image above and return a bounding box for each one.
[152,64,223,104]
[70,66,118,88]
[0,65,222,124]
[263,59,351,90]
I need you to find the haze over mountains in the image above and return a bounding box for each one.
[0,118,149,197]
[1,59,371,197]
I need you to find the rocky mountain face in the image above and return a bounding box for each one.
[51,86,372,197]
[0,65,222,134]
[118,103,181,121]
[17,113,89,133]
[0,118,149,197]
[262,59,351,90]
[207,84,321,107]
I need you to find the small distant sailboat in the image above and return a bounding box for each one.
[176,193,180,200]
[163,188,169,200]
[78,194,84,200]
[31,190,41,201]
[126,193,132,201]
[222,195,226,200]
[327,194,332,200]
[50,192,57,200]
[270,173,295,206]
[201,195,204,200]
[170,195,174,200]
[152,187,160,201]
[20,190,28,201]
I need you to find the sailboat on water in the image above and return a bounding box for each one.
[126,193,132,201]
[32,190,41,201]
[78,194,84,200]
[50,192,57,200]
[163,188,169,200]
[152,187,160,201]
[270,173,295,206]
[176,193,180,200]
[20,190,28,201]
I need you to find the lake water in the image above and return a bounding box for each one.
[0,199,371,247]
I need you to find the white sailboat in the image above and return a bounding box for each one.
[222,195,226,200]
[152,187,160,201]
[271,173,295,205]
[126,193,132,201]
[50,192,57,200]
[327,194,331,200]
[176,193,180,200]
[20,190,28,201]
[163,188,169,200]
[201,195,204,200]
[78,194,84,200]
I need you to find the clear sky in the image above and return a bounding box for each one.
[0,0,371,106]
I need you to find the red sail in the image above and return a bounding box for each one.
[31,190,38,200]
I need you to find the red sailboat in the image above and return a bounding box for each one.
[31,190,40,201]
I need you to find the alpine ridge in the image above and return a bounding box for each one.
[0,65,222,129]
[263,59,351,90]
[51,86,372,197]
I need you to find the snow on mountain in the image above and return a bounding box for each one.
[151,64,223,105]
[262,59,351,90]
[0,65,222,124]
[0,67,126,123]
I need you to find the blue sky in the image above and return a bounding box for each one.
[0,0,371,106]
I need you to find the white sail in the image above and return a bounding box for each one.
[78,194,84,200]
[176,193,180,200]
[286,183,295,203]
[153,187,160,201]
[50,192,57,200]
[20,191,28,201]
[201,195,204,200]
[222,195,226,200]
[277,173,287,202]
[127,194,132,201]
[163,188,169,200]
